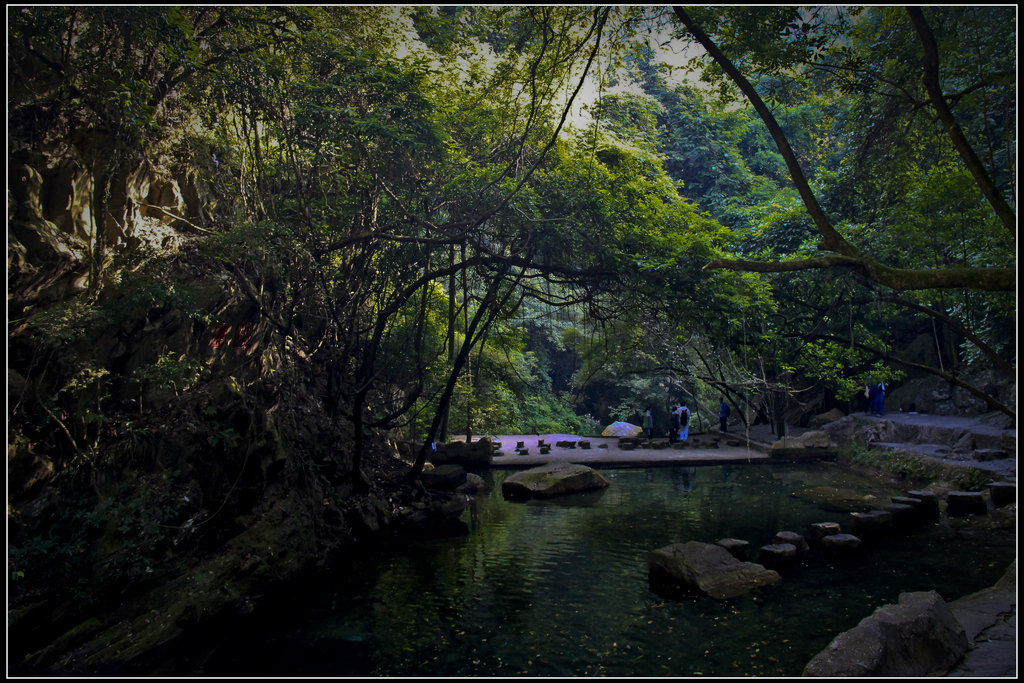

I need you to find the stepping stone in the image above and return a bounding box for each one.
[774,531,809,552]
[822,533,863,555]
[805,522,842,546]
[850,509,893,537]
[759,543,798,566]
[975,448,1010,461]
[883,502,918,528]
[909,489,937,520]
[988,482,1015,508]
[716,538,751,561]
[906,490,940,520]
[947,491,987,516]
[891,495,932,526]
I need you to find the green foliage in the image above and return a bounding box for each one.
[840,444,997,491]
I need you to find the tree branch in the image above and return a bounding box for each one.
[675,7,1017,293]
[907,7,1016,241]
[703,256,1015,292]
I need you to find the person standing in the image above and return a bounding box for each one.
[718,399,730,433]
[669,406,681,443]
[873,380,886,416]
[644,407,654,441]
[679,403,691,441]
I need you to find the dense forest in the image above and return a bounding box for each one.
[7,6,1016,674]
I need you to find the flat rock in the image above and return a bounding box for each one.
[501,463,610,500]
[648,541,781,599]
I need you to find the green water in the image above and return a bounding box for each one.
[201,463,1014,677]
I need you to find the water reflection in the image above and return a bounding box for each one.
[201,464,1015,678]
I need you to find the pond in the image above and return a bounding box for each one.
[199,463,1014,677]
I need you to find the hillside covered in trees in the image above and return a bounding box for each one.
[7,6,1015,674]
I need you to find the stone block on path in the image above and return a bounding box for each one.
[947,491,988,516]
[988,482,1015,508]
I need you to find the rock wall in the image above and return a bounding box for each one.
[9,140,213,313]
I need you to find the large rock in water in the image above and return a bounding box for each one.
[501,463,610,500]
[803,590,968,676]
[648,541,781,599]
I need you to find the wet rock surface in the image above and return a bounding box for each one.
[648,541,782,599]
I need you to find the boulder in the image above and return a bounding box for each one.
[501,463,610,500]
[419,464,467,490]
[602,421,642,437]
[647,541,781,599]
[455,472,488,495]
[802,591,968,676]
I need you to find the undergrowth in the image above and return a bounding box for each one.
[838,444,998,491]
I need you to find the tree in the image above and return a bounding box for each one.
[672,6,1015,292]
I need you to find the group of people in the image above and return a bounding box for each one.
[644,399,732,441]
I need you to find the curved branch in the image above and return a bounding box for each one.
[907,7,1016,241]
[703,256,1015,292]
[675,7,1017,293]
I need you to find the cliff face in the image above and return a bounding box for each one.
[6,138,427,675]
